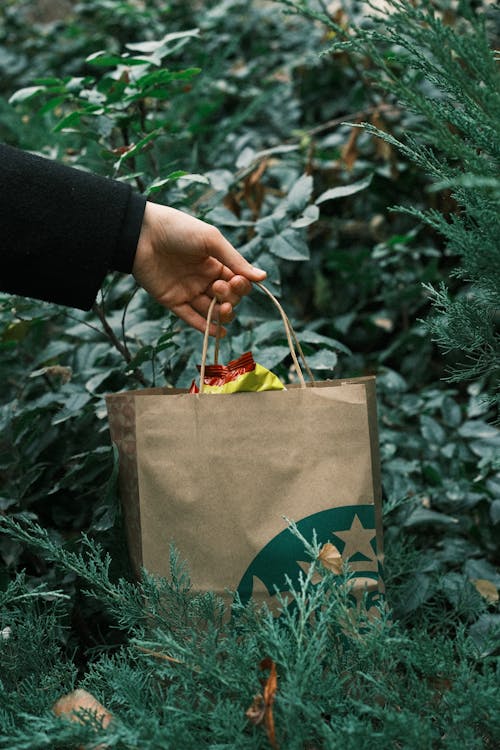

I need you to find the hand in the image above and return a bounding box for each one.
[132,202,266,335]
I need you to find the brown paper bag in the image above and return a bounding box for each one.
[106,287,384,612]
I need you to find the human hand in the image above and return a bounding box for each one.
[132,202,266,335]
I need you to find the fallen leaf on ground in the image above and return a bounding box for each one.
[53,689,112,750]
[472,578,499,603]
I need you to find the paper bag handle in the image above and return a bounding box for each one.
[199,281,315,392]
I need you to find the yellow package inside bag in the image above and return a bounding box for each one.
[189,351,285,394]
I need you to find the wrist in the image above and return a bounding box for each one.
[132,201,157,280]
[111,191,146,274]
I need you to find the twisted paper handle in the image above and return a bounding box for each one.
[199,282,315,394]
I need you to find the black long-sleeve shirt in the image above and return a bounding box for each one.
[0,144,146,309]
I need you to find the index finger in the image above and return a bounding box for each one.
[207,230,267,283]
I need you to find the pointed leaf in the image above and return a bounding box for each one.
[286,174,314,213]
[298,330,351,354]
[291,204,320,228]
[52,392,92,425]
[126,29,200,53]
[86,50,147,67]
[403,507,458,528]
[305,350,338,370]
[253,346,290,368]
[490,500,500,525]
[9,86,45,103]
[315,175,372,204]
[269,229,310,261]
[458,420,499,440]
[420,415,446,445]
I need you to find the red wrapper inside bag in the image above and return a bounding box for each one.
[189,351,284,394]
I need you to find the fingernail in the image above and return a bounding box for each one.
[251,266,267,276]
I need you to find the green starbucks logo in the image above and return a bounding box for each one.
[236,505,382,609]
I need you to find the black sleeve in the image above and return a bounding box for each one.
[0,144,146,310]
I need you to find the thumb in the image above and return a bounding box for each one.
[209,230,267,282]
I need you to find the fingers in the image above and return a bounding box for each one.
[172,302,227,337]
[177,292,234,328]
[190,293,234,324]
[211,276,252,305]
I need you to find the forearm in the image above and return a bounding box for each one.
[0,144,146,309]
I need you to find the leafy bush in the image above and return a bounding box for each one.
[0,0,499,746]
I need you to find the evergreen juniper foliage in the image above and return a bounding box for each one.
[283,0,500,408]
[0,515,499,750]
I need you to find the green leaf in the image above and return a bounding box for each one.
[33,77,64,86]
[51,392,92,425]
[490,500,500,525]
[8,86,45,104]
[256,214,285,238]
[469,437,500,460]
[441,572,479,608]
[253,346,290,369]
[127,345,154,369]
[126,29,200,54]
[286,174,314,213]
[440,443,456,459]
[469,614,500,655]
[458,420,499,440]
[53,110,83,132]
[333,312,356,335]
[86,51,147,67]
[403,507,459,528]
[251,320,287,346]
[145,171,188,195]
[420,415,446,445]
[113,130,161,167]
[269,229,310,261]
[441,396,462,427]
[315,175,373,204]
[37,96,67,115]
[298,330,351,354]
[291,204,320,229]
[465,558,500,587]
[85,371,114,394]
[396,573,432,613]
[378,369,408,392]
[177,173,210,186]
[304,350,338,371]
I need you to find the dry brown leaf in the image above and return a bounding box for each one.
[246,658,279,749]
[318,542,343,574]
[261,658,279,750]
[244,159,268,219]
[223,192,241,218]
[472,578,499,603]
[53,689,112,750]
[428,674,453,695]
[44,365,73,382]
[245,693,266,725]
[340,125,361,171]
[372,316,393,332]
[370,109,394,163]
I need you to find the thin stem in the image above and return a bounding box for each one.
[92,302,148,386]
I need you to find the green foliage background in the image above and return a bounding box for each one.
[0,0,499,747]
